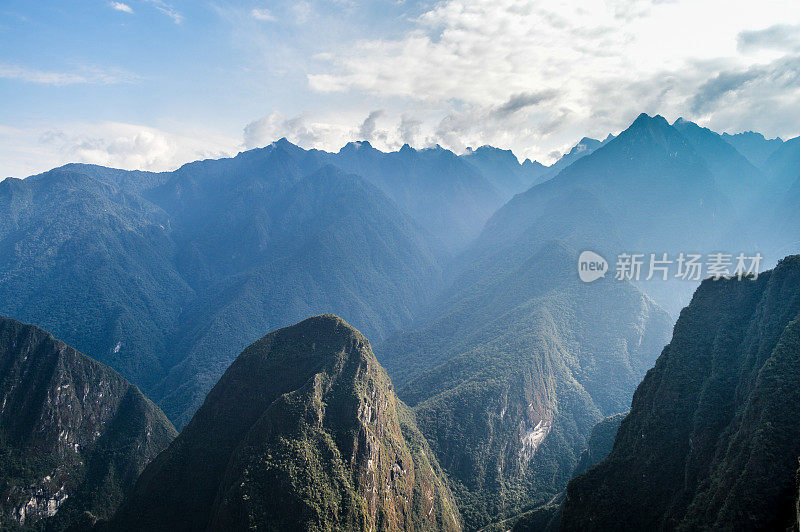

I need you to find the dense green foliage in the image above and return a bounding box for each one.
[111,315,461,531]
[0,317,176,530]
[375,114,800,529]
[561,256,800,531]
[3,114,799,531]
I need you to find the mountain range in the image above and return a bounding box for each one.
[1,111,799,531]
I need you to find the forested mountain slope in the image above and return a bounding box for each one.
[0,143,455,428]
[111,315,461,531]
[562,256,800,531]
[0,317,176,530]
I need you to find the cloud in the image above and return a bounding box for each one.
[494,90,558,117]
[144,0,183,24]
[690,70,760,113]
[0,64,136,85]
[738,24,800,53]
[301,0,800,161]
[110,2,133,14]
[250,8,275,22]
[688,55,800,135]
[293,2,311,24]
[398,114,422,145]
[15,122,238,176]
[357,110,385,142]
[243,111,353,149]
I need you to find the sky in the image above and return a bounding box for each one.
[1,0,800,178]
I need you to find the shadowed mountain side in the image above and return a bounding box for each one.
[0,317,176,530]
[150,165,445,426]
[1,148,448,428]
[562,256,800,531]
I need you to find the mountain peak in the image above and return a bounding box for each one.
[113,316,461,531]
[339,140,374,153]
[271,137,300,149]
[631,112,670,129]
[522,158,545,169]
[617,113,679,144]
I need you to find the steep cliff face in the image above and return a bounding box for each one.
[562,256,800,531]
[112,315,460,531]
[0,317,176,529]
[570,413,625,479]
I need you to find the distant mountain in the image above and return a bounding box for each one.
[323,141,504,252]
[721,130,783,169]
[748,137,800,260]
[765,136,800,195]
[778,175,800,249]
[470,113,736,315]
[379,241,672,529]
[570,413,625,479]
[0,317,176,529]
[0,169,189,401]
[673,118,765,214]
[145,159,445,427]
[376,113,779,528]
[481,114,729,257]
[561,256,800,531]
[0,144,451,428]
[111,315,461,531]
[534,135,613,184]
[461,145,547,200]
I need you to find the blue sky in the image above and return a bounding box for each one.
[2,0,800,177]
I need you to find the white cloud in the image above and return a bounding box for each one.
[738,23,800,53]
[293,2,311,24]
[110,2,133,14]
[304,0,800,161]
[250,8,275,22]
[0,63,136,85]
[243,111,356,150]
[357,110,386,142]
[144,0,183,24]
[0,122,239,178]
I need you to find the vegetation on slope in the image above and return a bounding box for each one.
[562,256,800,531]
[111,315,461,531]
[0,317,176,530]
